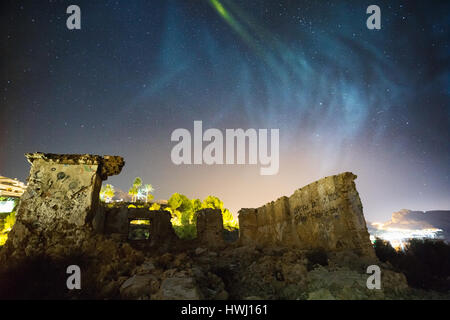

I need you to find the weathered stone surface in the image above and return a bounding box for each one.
[25,152,125,179]
[195,247,207,255]
[158,277,203,300]
[148,210,179,247]
[120,274,159,299]
[305,265,386,300]
[92,205,106,233]
[133,259,156,275]
[196,208,224,246]
[104,206,129,234]
[238,172,375,257]
[2,152,124,258]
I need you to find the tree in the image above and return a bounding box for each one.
[168,193,194,225]
[167,193,197,239]
[191,198,202,213]
[133,177,142,187]
[100,184,115,202]
[141,184,154,203]
[166,193,239,239]
[0,211,16,246]
[128,186,138,202]
[201,195,224,210]
[221,208,239,230]
[129,177,143,202]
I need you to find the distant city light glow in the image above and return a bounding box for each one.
[370,223,444,250]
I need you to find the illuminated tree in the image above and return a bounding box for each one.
[129,177,142,202]
[168,193,194,225]
[221,208,239,230]
[167,193,197,239]
[128,186,138,202]
[134,177,142,191]
[0,211,16,246]
[142,184,154,203]
[100,184,115,202]
[166,193,239,239]
[201,195,224,210]
[191,198,202,213]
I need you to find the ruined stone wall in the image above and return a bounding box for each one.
[196,208,224,247]
[147,210,178,248]
[104,205,129,235]
[3,153,124,258]
[238,172,375,257]
[103,206,179,248]
[104,206,228,248]
[4,152,373,259]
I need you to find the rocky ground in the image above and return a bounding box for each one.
[113,243,441,300]
[1,233,449,300]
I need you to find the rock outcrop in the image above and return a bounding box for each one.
[1,152,124,259]
[158,277,203,300]
[238,172,375,257]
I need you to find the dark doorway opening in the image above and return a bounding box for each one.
[128,219,151,240]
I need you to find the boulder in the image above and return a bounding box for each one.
[158,277,203,300]
[120,274,159,299]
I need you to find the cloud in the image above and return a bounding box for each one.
[368,209,450,243]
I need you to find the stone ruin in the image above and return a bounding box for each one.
[2,152,375,259]
[196,208,224,248]
[2,153,124,257]
[104,206,178,249]
[239,172,375,257]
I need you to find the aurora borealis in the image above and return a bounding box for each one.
[0,0,449,222]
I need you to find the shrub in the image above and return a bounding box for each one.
[374,238,450,292]
[373,238,398,263]
[167,193,238,239]
[172,224,197,240]
[0,211,16,246]
[399,239,450,291]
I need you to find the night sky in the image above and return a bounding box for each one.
[1,0,449,222]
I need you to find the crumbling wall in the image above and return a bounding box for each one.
[104,206,228,248]
[104,207,178,247]
[196,208,224,247]
[238,172,375,257]
[147,210,178,247]
[3,152,373,260]
[2,152,124,258]
[104,205,129,235]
